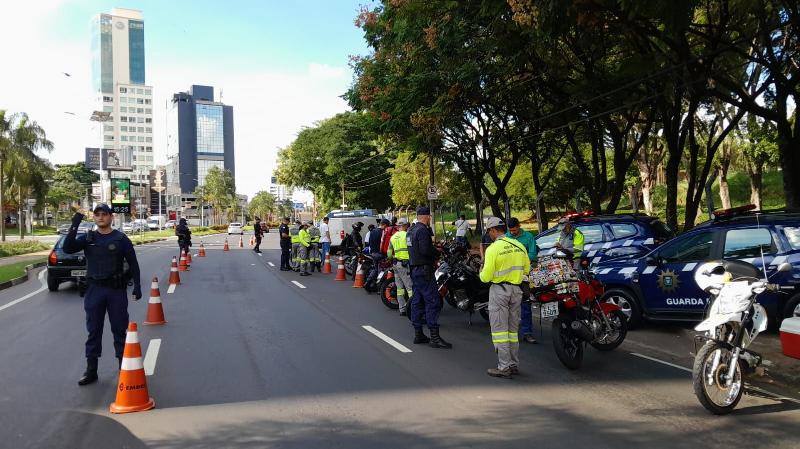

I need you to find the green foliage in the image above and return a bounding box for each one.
[0,240,50,257]
[0,258,47,283]
[389,151,470,207]
[195,167,237,225]
[248,191,277,221]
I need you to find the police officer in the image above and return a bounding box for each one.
[480,217,530,378]
[298,221,312,276]
[63,204,142,386]
[279,217,292,271]
[408,206,452,349]
[289,220,301,271]
[556,219,584,269]
[176,217,191,255]
[387,218,411,316]
[253,217,263,253]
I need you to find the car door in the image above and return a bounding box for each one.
[576,223,608,262]
[637,229,719,315]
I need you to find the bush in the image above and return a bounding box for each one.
[210,225,228,231]
[0,240,51,258]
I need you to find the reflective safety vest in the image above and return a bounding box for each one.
[289,225,300,244]
[388,230,409,261]
[556,228,585,259]
[298,228,311,247]
[479,237,531,285]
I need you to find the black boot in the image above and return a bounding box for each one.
[413,328,430,344]
[429,327,453,349]
[117,356,123,370]
[78,357,99,386]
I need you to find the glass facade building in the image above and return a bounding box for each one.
[128,20,145,84]
[196,104,225,155]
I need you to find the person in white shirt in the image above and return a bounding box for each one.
[453,214,471,246]
[319,216,331,265]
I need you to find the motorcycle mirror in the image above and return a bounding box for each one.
[710,265,726,275]
[777,262,792,273]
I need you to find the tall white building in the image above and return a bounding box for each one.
[92,8,154,184]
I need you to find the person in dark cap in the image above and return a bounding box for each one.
[365,218,390,288]
[175,217,192,256]
[407,206,452,349]
[63,204,141,386]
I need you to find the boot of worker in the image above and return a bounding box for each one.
[78,357,99,386]
[429,327,453,349]
[413,327,430,344]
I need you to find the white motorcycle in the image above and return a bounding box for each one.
[692,259,792,414]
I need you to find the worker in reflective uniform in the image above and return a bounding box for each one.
[555,219,584,269]
[480,216,530,378]
[387,218,412,316]
[289,220,301,271]
[63,204,142,386]
[308,222,321,272]
[297,221,312,276]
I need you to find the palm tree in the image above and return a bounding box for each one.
[0,111,53,241]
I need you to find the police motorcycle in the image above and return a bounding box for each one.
[532,249,628,369]
[691,259,792,414]
[377,259,398,309]
[434,245,491,324]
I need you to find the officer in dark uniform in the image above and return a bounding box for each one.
[407,206,452,349]
[279,217,292,270]
[63,204,142,386]
[175,217,192,255]
[253,217,263,253]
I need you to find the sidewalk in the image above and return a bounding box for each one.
[0,251,50,268]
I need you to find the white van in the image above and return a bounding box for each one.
[325,209,381,250]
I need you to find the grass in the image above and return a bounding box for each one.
[0,240,51,258]
[0,258,46,284]
[125,226,224,245]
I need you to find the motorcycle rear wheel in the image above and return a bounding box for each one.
[552,318,584,370]
[380,279,399,310]
[692,341,743,415]
[590,310,628,351]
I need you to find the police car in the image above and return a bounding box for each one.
[593,205,800,328]
[535,211,673,264]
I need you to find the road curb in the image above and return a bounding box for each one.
[0,261,47,291]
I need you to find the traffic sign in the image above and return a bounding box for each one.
[426,184,439,200]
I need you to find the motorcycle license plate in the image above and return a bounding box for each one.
[71,270,86,277]
[540,301,559,319]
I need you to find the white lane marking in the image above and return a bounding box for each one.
[0,269,47,313]
[267,261,275,267]
[642,266,657,274]
[682,262,697,272]
[630,352,691,373]
[362,325,412,353]
[167,284,176,294]
[251,263,256,266]
[258,253,263,257]
[143,339,161,376]
[291,280,307,289]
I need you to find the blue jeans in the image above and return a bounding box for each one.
[321,242,330,263]
[84,284,129,359]
[520,301,534,336]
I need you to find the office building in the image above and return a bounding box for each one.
[91,8,154,183]
[166,85,235,194]
[269,176,294,201]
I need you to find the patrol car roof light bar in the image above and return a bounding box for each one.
[711,204,757,220]
[563,210,595,220]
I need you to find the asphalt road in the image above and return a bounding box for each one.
[0,232,798,449]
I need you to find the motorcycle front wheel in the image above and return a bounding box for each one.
[692,341,743,415]
[590,310,628,351]
[380,279,399,310]
[552,318,584,370]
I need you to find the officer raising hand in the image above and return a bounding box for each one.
[63,203,141,386]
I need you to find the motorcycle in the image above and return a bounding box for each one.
[377,261,398,309]
[435,259,491,324]
[532,251,628,370]
[691,259,792,414]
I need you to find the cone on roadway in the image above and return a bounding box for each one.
[334,256,347,281]
[179,252,188,272]
[322,254,332,274]
[168,257,181,285]
[198,243,206,257]
[352,262,365,288]
[249,236,255,246]
[186,249,193,264]
[223,239,230,251]
[239,236,244,248]
[143,277,166,325]
[109,322,155,414]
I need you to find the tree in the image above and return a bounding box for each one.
[388,151,470,208]
[249,191,277,222]
[0,111,53,240]
[196,166,236,225]
[738,116,780,210]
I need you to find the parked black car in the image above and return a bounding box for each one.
[47,234,87,293]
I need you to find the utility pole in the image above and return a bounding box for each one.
[341,182,346,210]
[428,151,436,236]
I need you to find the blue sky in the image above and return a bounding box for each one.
[1,0,375,198]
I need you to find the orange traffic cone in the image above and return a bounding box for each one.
[322,254,332,274]
[179,252,188,271]
[249,236,255,246]
[239,236,244,248]
[335,256,347,281]
[143,277,166,325]
[168,256,181,285]
[223,239,230,251]
[352,262,365,288]
[198,243,206,257]
[186,249,193,264]
[110,322,155,414]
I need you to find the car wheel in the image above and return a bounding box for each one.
[783,293,800,321]
[47,273,60,292]
[602,288,643,329]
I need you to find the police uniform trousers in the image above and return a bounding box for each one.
[393,261,412,313]
[291,243,301,269]
[254,234,262,251]
[410,265,441,330]
[280,239,291,269]
[84,284,129,359]
[298,244,310,273]
[489,283,522,371]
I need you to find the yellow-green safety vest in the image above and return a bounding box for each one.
[479,237,531,285]
[298,228,311,247]
[289,225,300,244]
[556,228,585,259]
[388,230,409,261]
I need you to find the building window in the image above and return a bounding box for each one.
[137,98,144,104]
[197,159,225,186]
[103,96,113,102]
[138,136,145,142]
[136,88,143,94]
[144,99,151,104]
[121,136,128,141]
[120,117,128,122]
[145,118,152,123]
[145,89,151,95]
[145,108,152,114]
[195,104,224,154]
[120,87,127,93]
[103,125,114,132]
[130,116,137,121]
[145,127,152,133]
[120,126,127,131]
[137,108,144,113]
[120,106,127,112]
[137,117,144,123]
[146,146,152,152]
[103,106,113,112]
[104,135,114,141]
[138,126,144,133]
[146,137,152,142]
